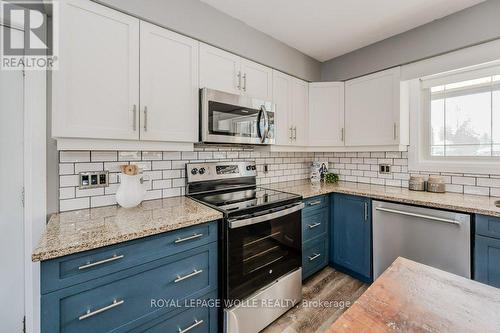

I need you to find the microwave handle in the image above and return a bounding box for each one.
[228,203,305,229]
[257,105,269,143]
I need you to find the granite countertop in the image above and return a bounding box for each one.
[328,257,500,332]
[32,196,223,262]
[266,180,500,217]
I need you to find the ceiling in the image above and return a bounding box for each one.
[200,0,486,62]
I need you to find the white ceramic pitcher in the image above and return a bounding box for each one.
[116,173,147,208]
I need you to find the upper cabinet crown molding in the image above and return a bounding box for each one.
[344,67,408,147]
[52,0,140,140]
[199,43,272,100]
[309,82,344,147]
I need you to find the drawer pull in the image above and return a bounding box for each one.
[308,253,321,261]
[78,254,124,270]
[79,299,124,320]
[174,269,203,283]
[174,233,203,244]
[308,222,321,229]
[308,200,322,206]
[178,319,204,333]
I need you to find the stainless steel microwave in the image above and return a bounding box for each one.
[200,88,275,145]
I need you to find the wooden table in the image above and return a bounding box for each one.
[328,257,500,333]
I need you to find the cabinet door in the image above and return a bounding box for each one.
[475,235,500,288]
[240,59,273,100]
[139,21,198,142]
[344,67,400,146]
[309,82,344,146]
[331,194,372,280]
[272,70,293,145]
[291,78,309,146]
[199,43,241,95]
[52,0,139,140]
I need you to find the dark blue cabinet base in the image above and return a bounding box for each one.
[302,195,329,280]
[475,214,500,289]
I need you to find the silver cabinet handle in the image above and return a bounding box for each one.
[308,222,321,229]
[308,200,322,206]
[174,269,203,283]
[289,127,293,140]
[178,319,204,333]
[79,299,124,320]
[364,202,368,221]
[308,253,321,261]
[237,71,241,90]
[242,73,247,91]
[293,126,297,140]
[174,233,203,244]
[132,104,137,131]
[375,207,461,226]
[78,254,124,270]
[143,106,148,132]
[341,127,344,142]
[393,122,397,140]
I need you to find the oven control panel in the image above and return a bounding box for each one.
[186,161,256,183]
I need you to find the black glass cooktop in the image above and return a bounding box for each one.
[190,187,301,214]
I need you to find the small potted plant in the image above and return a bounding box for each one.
[324,172,339,184]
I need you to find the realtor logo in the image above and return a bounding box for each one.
[1,1,58,70]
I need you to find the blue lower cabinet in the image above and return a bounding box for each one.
[41,223,219,333]
[475,234,500,288]
[302,237,328,280]
[130,291,218,333]
[330,193,372,282]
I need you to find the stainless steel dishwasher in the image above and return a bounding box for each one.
[372,201,471,279]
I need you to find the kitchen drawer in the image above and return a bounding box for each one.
[476,215,500,239]
[474,235,500,289]
[302,209,328,243]
[131,291,218,333]
[303,195,328,216]
[41,243,217,333]
[41,221,218,294]
[302,237,328,280]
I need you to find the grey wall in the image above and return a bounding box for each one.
[321,0,500,81]
[96,0,321,81]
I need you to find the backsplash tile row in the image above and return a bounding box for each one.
[58,147,500,212]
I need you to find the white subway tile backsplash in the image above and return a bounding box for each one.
[58,149,500,212]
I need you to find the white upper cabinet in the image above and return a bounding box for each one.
[199,43,241,95]
[272,70,308,146]
[308,82,344,147]
[291,79,309,146]
[200,43,272,100]
[52,0,139,140]
[139,21,199,142]
[345,67,404,146]
[240,58,273,100]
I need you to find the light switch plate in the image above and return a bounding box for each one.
[79,171,109,189]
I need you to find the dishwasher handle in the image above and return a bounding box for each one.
[374,206,461,226]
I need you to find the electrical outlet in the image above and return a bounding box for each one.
[379,164,391,174]
[263,164,269,174]
[79,171,109,189]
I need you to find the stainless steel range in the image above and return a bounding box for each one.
[186,161,303,333]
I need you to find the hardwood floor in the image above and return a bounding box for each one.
[263,267,369,333]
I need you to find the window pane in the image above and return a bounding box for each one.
[431,146,444,156]
[445,91,491,145]
[493,90,500,144]
[445,77,491,90]
[493,145,500,156]
[445,144,491,156]
[431,99,444,145]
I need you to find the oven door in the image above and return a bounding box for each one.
[226,203,303,301]
[201,88,275,145]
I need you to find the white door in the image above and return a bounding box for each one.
[199,43,241,95]
[309,82,345,146]
[345,67,400,146]
[272,70,293,145]
[291,78,309,146]
[0,26,25,333]
[240,58,272,100]
[139,21,199,142]
[52,0,140,140]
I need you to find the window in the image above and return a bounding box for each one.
[409,62,500,175]
[427,75,500,157]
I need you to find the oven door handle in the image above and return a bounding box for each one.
[228,202,305,229]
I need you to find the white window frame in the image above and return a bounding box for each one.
[408,61,500,175]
